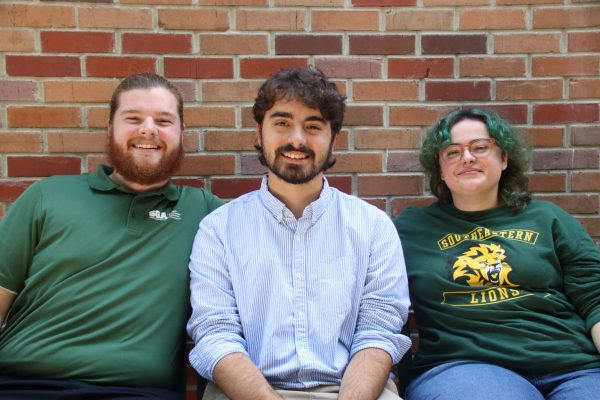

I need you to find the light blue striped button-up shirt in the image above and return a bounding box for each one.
[187,176,411,389]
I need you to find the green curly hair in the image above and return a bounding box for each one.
[421,107,531,212]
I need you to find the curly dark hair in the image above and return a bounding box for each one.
[421,107,531,212]
[253,67,346,169]
[109,73,184,130]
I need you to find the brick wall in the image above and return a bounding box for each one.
[1,0,599,244]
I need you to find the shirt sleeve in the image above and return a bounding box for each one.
[350,213,412,364]
[186,209,248,380]
[0,183,43,293]
[554,205,600,331]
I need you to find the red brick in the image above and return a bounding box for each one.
[327,176,352,194]
[459,9,526,30]
[533,56,599,77]
[426,81,491,101]
[79,7,152,29]
[534,7,600,29]
[185,107,236,128]
[202,82,263,103]
[386,10,453,30]
[569,32,600,52]
[42,31,114,53]
[387,152,424,172]
[572,172,600,192]
[240,155,266,175]
[353,0,415,5]
[496,79,563,100]
[277,0,343,4]
[8,107,81,128]
[0,4,75,28]
[533,104,598,124]
[48,133,106,153]
[390,106,451,126]
[122,0,192,3]
[388,58,453,78]
[8,157,82,177]
[0,30,35,52]
[172,82,197,102]
[392,196,436,217]
[241,107,255,128]
[0,133,43,153]
[572,126,600,146]
[211,178,261,198]
[171,178,206,189]
[315,58,382,79]
[201,34,268,55]
[7,56,81,77]
[0,180,35,202]
[237,10,305,31]
[0,81,37,101]
[528,173,566,192]
[358,175,422,196]
[535,194,598,214]
[478,104,528,124]
[533,149,598,170]
[522,127,564,147]
[182,134,200,153]
[275,35,342,55]
[199,0,267,4]
[177,155,235,176]
[494,33,560,54]
[123,33,192,54]
[87,156,107,174]
[460,57,526,77]
[344,105,383,126]
[164,58,233,79]
[87,108,109,129]
[579,217,600,239]
[205,130,256,151]
[422,35,487,54]
[349,35,414,55]
[355,129,421,149]
[312,10,379,31]
[497,0,562,4]
[353,81,418,101]
[240,58,309,78]
[329,153,382,173]
[364,198,387,212]
[158,9,229,31]
[569,79,600,99]
[86,56,155,78]
[44,81,116,103]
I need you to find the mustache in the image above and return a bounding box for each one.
[276,143,315,157]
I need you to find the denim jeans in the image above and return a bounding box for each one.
[406,361,600,400]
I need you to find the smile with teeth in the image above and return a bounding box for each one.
[133,143,160,150]
[283,152,308,160]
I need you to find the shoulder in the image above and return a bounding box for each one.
[199,189,260,223]
[332,188,390,222]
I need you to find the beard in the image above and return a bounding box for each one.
[262,142,334,185]
[106,132,184,187]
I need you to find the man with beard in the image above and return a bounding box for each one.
[187,67,411,399]
[0,73,223,399]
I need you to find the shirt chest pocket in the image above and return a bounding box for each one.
[308,256,357,319]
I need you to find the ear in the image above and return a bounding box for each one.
[501,151,508,171]
[256,123,262,146]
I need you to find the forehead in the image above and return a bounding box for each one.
[116,87,178,115]
[265,98,324,119]
[450,118,490,141]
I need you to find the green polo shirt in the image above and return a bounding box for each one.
[0,165,223,389]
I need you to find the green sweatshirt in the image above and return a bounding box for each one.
[394,200,600,379]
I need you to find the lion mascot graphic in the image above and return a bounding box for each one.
[452,243,518,287]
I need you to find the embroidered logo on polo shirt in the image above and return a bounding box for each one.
[148,209,182,221]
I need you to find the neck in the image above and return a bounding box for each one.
[267,172,324,219]
[109,170,168,193]
[452,192,501,212]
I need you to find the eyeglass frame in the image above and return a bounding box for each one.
[438,138,498,163]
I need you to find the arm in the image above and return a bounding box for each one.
[338,348,393,400]
[212,353,282,400]
[0,286,16,329]
[592,321,600,354]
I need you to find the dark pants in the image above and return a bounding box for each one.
[0,376,181,400]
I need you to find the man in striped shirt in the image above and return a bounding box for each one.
[187,67,411,399]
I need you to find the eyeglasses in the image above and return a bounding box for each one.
[439,138,497,163]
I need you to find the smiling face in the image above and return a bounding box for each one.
[439,118,507,211]
[257,98,335,186]
[107,87,183,191]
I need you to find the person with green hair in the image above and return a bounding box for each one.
[394,107,600,399]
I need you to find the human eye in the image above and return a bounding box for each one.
[273,119,289,127]
[471,140,491,154]
[443,146,461,160]
[156,118,174,126]
[125,116,141,123]
[306,123,323,132]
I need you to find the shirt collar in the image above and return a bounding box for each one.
[259,175,333,225]
[88,165,180,201]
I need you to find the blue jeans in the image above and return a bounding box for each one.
[406,361,600,400]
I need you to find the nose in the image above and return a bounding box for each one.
[140,117,158,136]
[461,147,476,163]
[289,124,307,147]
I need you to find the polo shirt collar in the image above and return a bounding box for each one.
[88,165,180,201]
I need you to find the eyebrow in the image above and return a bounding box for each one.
[268,111,327,124]
[120,110,177,119]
